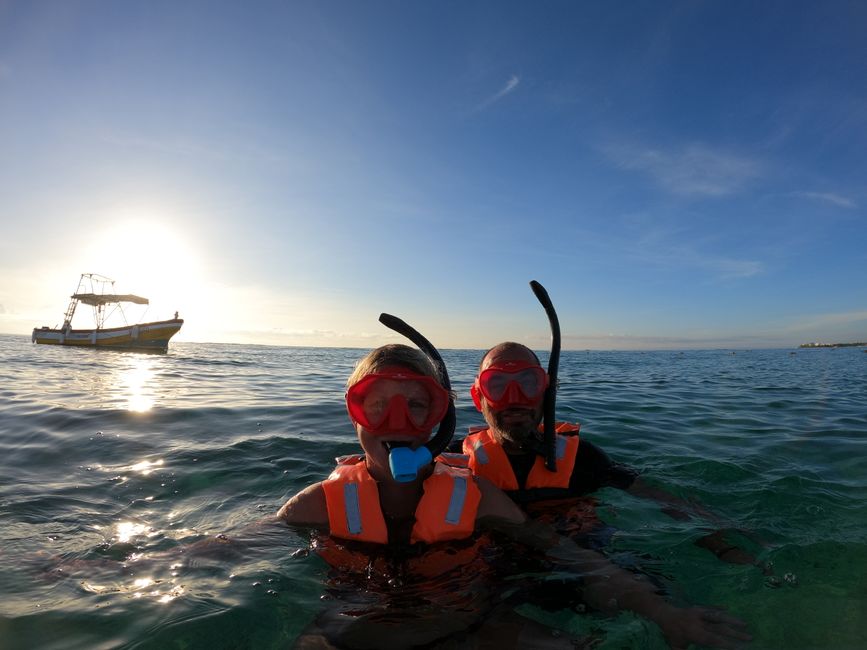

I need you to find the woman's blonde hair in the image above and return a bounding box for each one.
[346,344,441,389]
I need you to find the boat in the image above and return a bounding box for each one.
[32,273,183,352]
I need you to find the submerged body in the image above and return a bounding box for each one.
[293,452,518,649]
[280,343,751,649]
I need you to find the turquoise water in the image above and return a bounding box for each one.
[0,334,865,649]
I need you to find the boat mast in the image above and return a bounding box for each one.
[61,274,87,329]
[88,274,115,330]
[63,273,119,330]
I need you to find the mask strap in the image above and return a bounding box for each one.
[470,382,483,411]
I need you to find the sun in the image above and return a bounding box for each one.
[77,218,207,326]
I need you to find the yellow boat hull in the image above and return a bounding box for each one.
[32,319,183,352]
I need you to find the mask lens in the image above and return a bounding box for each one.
[477,365,547,406]
[483,371,512,401]
[513,368,545,398]
[346,372,449,434]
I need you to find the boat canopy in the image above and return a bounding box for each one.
[72,293,149,306]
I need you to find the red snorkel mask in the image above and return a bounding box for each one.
[471,360,549,411]
[346,370,449,436]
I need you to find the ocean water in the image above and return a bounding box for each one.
[0,334,865,649]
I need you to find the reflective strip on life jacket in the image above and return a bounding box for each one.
[322,461,388,543]
[445,476,467,524]
[343,483,362,534]
[463,429,518,490]
[462,423,580,491]
[469,440,490,466]
[411,462,480,543]
[322,457,480,545]
[525,433,579,488]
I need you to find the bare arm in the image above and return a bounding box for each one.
[627,476,719,522]
[474,476,528,524]
[277,481,329,528]
[628,477,767,571]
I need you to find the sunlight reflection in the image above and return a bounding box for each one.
[165,528,196,540]
[80,581,109,594]
[121,356,157,412]
[84,575,185,603]
[158,585,185,603]
[116,521,154,543]
[129,459,164,475]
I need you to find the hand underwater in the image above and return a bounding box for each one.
[485,519,753,650]
[654,604,752,650]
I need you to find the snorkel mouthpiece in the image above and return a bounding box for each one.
[378,313,456,482]
[388,445,433,483]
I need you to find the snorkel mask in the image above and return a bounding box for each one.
[346,370,449,435]
[471,359,549,411]
[346,314,456,482]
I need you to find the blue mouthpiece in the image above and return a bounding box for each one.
[388,446,432,482]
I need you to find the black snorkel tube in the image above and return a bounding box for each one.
[378,313,456,482]
[529,280,560,472]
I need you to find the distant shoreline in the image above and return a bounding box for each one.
[799,342,867,348]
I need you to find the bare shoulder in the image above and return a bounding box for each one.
[474,476,525,525]
[277,482,329,528]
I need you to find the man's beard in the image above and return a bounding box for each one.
[494,408,543,454]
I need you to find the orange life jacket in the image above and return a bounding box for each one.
[321,454,481,545]
[462,422,580,491]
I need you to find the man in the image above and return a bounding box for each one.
[457,341,760,566]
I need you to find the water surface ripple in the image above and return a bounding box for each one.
[1,335,865,649]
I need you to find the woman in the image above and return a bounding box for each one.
[279,343,527,547]
[279,320,751,650]
[281,341,537,649]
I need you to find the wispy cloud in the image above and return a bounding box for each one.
[541,219,766,281]
[635,244,764,279]
[782,309,867,333]
[604,142,762,197]
[621,220,765,280]
[474,75,520,112]
[794,191,857,209]
[698,255,764,279]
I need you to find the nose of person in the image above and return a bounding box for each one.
[385,396,409,431]
[503,381,525,404]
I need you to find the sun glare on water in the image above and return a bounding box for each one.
[120,356,157,412]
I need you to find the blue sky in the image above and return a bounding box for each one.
[1,1,865,349]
